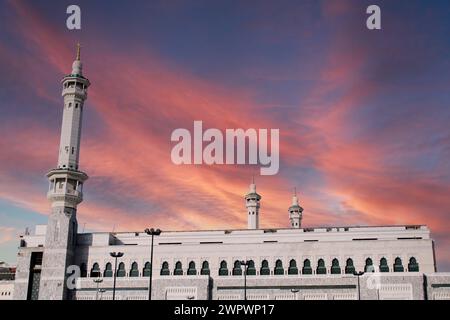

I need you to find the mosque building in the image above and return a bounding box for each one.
[8,46,450,300]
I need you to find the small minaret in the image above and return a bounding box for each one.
[245,177,261,229]
[288,188,303,228]
[39,44,90,300]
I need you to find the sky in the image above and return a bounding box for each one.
[0,0,449,270]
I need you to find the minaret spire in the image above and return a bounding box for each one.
[292,187,299,205]
[76,42,81,61]
[289,187,303,229]
[245,176,261,229]
[71,43,83,76]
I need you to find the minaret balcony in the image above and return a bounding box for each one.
[46,168,88,206]
[47,188,83,205]
[62,86,87,99]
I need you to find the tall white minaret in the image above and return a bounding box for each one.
[288,188,303,228]
[245,177,261,229]
[39,44,90,300]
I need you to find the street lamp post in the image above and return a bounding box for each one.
[240,260,250,301]
[145,228,161,300]
[290,289,299,300]
[98,289,106,300]
[353,271,364,300]
[93,278,103,300]
[110,251,124,301]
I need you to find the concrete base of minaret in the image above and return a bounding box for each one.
[38,206,78,300]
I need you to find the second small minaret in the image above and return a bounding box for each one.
[289,188,303,228]
[245,177,261,229]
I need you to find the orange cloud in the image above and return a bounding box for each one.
[1,0,449,272]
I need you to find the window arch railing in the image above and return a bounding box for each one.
[130,262,139,277]
[187,261,197,275]
[201,261,210,275]
[219,260,228,276]
[104,262,113,277]
[90,263,100,278]
[380,258,389,272]
[316,259,326,274]
[274,259,284,275]
[288,259,298,275]
[331,258,341,274]
[143,262,151,277]
[302,259,312,275]
[394,257,404,272]
[364,258,374,272]
[117,262,126,277]
[345,258,355,274]
[232,260,242,276]
[247,260,256,276]
[160,261,170,276]
[260,260,270,275]
[408,257,419,272]
[174,261,183,275]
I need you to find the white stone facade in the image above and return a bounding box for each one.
[12,223,450,300]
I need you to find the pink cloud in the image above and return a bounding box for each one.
[0,227,19,245]
[1,0,449,272]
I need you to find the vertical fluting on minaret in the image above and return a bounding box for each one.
[39,44,90,300]
[289,188,303,228]
[245,176,261,229]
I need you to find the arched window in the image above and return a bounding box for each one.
[90,263,101,278]
[364,258,374,272]
[143,262,151,277]
[345,258,355,274]
[160,261,170,276]
[187,261,196,275]
[117,262,126,277]
[394,257,404,272]
[380,258,389,272]
[80,263,87,277]
[201,261,210,275]
[130,262,139,277]
[219,260,228,276]
[274,260,284,275]
[174,261,183,275]
[104,262,113,277]
[331,258,341,274]
[408,257,419,272]
[232,261,242,276]
[247,260,256,276]
[260,260,270,275]
[316,259,326,274]
[302,259,312,275]
[288,259,298,275]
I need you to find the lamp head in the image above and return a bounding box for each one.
[110,251,124,258]
[145,228,162,235]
